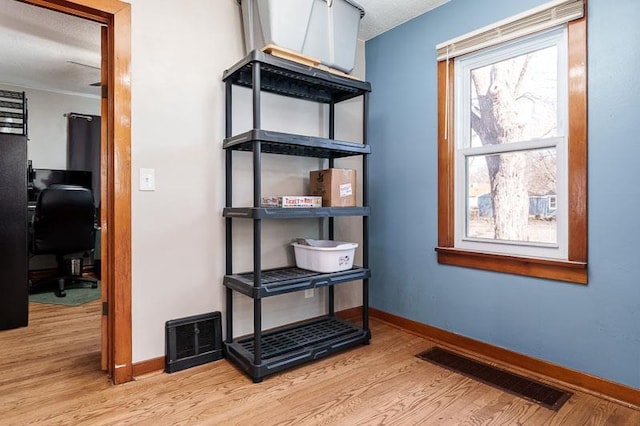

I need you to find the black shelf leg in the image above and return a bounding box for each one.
[328,102,335,316]
[225,79,234,343]
[253,219,262,366]
[362,92,369,333]
[253,297,263,369]
[252,62,263,369]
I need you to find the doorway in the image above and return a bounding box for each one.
[10,0,132,384]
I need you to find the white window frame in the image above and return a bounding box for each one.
[453,27,569,260]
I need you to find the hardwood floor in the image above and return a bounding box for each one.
[1,301,638,425]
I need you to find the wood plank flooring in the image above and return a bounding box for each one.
[1,301,638,425]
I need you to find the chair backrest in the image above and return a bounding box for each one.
[32,184,96,255]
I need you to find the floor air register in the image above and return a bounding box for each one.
[165,312,223,373]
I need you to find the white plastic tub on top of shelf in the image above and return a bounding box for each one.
[239,0,364,73]
[292,239,358,273]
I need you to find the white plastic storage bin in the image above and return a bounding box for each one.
[292,239,358,273]
[240,0,316,54]
[239,0,365,74]
[304,0,365,73]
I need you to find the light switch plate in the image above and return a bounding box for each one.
[139,168,155,191]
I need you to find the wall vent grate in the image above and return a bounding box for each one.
[165,312,223,373]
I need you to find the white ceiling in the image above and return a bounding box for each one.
[0,0,102,96]
[0,0,449,96]
[357,0,449,40]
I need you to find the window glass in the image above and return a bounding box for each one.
[455,29,567,259]
[466,148,557,245]
[468,45,559,148]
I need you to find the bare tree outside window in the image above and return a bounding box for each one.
[466,45,559,244]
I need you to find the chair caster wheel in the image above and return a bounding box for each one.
[56,290,66,297]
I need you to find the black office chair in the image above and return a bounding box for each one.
[30,184,98,297]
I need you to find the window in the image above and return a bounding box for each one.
[436,1,587,284]
[456,28,567,260]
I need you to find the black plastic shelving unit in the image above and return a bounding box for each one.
[223,50,371,382]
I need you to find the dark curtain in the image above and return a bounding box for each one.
[67,113,101,208]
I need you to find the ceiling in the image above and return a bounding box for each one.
[357,0,449,40]
[0,0,102,96]
[0,0,449,96]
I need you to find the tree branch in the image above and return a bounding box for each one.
[471,111,485,141]
[514,54,532,96]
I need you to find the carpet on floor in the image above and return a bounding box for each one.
[29,281,101,306]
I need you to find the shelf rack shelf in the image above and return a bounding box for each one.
[225,316,370,380]
[223,50,371,382]
[223,50,370,103]
[225,266,370,298]
[224,129,370,158]
[223,206,370,219]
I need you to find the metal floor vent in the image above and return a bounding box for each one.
[165,312,223,373]
[417,347,572,411]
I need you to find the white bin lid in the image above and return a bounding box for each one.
[321,0,365,18]
[237,0,364,18]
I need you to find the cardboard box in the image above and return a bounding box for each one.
[261,196,322,208]
[309,168,356,207]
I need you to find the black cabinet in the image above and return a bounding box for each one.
[223,51,371,382]
[0,133,29,330]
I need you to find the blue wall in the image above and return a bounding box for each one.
[366,0,640,389]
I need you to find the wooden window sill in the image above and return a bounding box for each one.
[435,247,587,284]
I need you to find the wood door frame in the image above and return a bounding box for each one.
[21,0,132,384]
